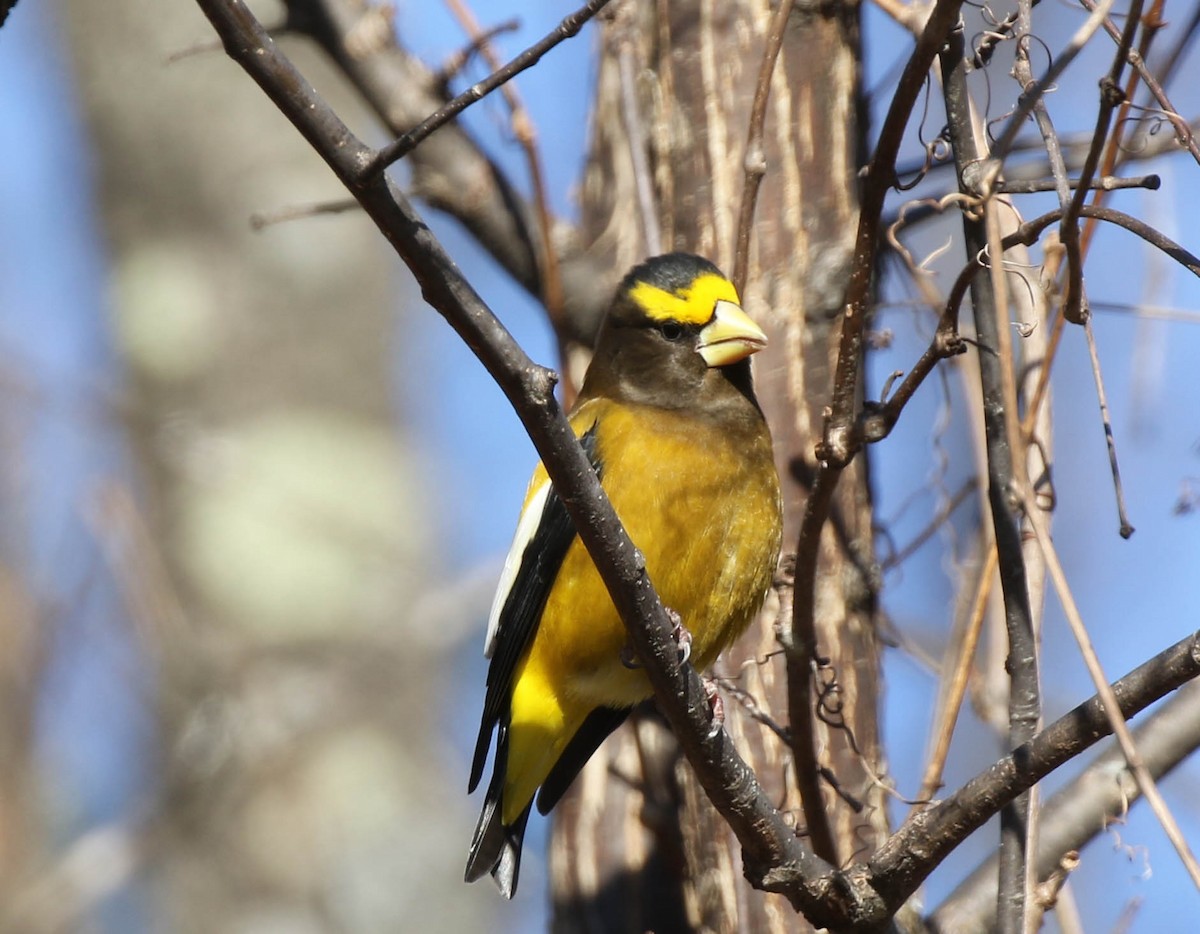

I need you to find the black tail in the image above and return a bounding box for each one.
[466,704,630,897]
[465,721,532,898]
[464,778,531,897]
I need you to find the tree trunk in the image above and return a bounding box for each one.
[550,2,886,930]
[55,4,485,931]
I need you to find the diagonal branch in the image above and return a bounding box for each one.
[932,679,1200,930]
[861,629,1200,918]
[192,0,835,914]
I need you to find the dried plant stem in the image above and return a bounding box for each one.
[1017,485,1200,890]
[915,544,997,804]
[1082,317,1135,537]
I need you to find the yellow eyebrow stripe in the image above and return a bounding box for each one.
[628,272,741,325]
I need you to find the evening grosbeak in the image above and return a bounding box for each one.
[465,253,782,897]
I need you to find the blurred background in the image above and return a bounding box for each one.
[1,0,1198,932]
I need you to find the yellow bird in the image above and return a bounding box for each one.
[465,253,782,897]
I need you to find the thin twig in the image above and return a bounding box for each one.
[1017,484,1200,889]
[994,174,1159,194]
[435,19,520,84]
[731,0,795,294]
[1059,0,1145,324]
[442,0,572,402]
[1082,317,1136,537]
[249,197,359,229]
[913,544,997,804]
[369,0,613,173]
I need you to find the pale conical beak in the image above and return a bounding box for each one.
[697,300,768,367]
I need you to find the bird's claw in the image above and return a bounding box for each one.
[668,608,692,665]
[618,608,691,669]
[704,678,725,739]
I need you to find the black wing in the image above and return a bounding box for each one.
[468,425,602,792]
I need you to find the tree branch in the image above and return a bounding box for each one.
[931,679,1200,931]
[939,23,1040,930]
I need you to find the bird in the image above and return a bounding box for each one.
[465,252,782,898]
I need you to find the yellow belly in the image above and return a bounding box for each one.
[524,399,780,707]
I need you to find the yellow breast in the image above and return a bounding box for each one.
[523,398,782,708]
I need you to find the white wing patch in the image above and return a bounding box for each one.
[484,479,552,658]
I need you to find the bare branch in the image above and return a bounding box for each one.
[1082,317,1136,537]
[939,23,1040,929]
[994,174,1160,194]
[249,196,359,229]
[858,630,1200,918]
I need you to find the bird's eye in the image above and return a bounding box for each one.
[660,322,684,341]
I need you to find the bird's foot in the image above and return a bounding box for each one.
[619,608,691,669]
[703,677,725,739]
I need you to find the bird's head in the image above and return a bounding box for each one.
[580,253,769,412]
